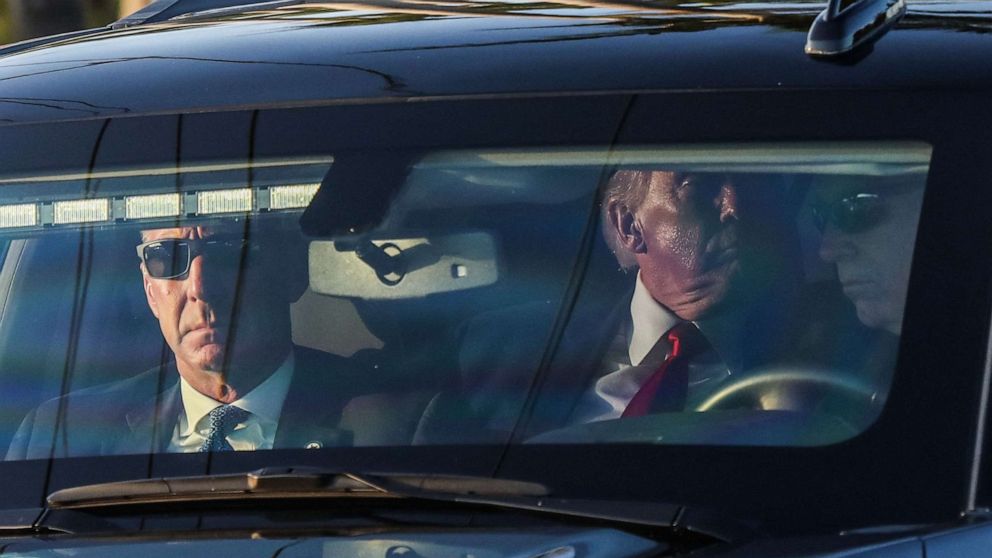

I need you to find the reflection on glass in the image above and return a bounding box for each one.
[0,143,930,459]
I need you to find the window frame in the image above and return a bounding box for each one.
[0,90,988,536]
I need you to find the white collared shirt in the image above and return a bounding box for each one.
[572,272,741,423]
[169,352,295,452]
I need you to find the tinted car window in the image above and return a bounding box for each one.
[437,144,929,446]
[0,120,929,458]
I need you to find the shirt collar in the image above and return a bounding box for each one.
[178,352,295,435]
[628,272,680,365]
[628,271,744,373]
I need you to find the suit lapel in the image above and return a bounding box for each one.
[116,374,182,455]
[524,280,633,430]
[273,347,356,449]
[107,349,362,453]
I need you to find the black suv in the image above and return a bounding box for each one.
[0,0,990,556]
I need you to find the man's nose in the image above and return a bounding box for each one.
[184,255,209,301]
[717,183,739,223]
[818,224,857,263]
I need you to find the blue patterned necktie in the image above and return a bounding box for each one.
[198,404,250,452]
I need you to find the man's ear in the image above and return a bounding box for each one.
[141,268,161,319]
[606,199,646,254]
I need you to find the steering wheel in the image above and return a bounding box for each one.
[694,367,880,413]
[526,367,880,446]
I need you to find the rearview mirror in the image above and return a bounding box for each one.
[308,231,499,299]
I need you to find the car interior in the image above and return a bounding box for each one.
[0,141,932,456]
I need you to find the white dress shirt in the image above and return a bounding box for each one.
[169,352,295,452]
[571,272,742,423]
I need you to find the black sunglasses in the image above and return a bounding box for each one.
[136,237,260,279]
[810,192,884,234]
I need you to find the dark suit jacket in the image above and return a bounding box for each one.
[453,274,869,437]
[6,346,432,459]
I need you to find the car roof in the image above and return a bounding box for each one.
[0,0,989,125]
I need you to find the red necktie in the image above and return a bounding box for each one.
[622,322,709,417]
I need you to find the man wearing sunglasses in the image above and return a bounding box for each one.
[814,176,925,336]
[8,222,426,458]
[136,226,301,412]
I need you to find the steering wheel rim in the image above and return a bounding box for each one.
[694,367,879,412]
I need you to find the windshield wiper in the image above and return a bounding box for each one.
[44,467,749,543]
[46,467,546,509]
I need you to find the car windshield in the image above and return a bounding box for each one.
[0,125,929,458]
[0,103,941,532]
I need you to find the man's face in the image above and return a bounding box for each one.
[138,224,303,398]
[816,179,925,335]
[615,171,743,321]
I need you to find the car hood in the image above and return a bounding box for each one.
[0,528,661,558]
